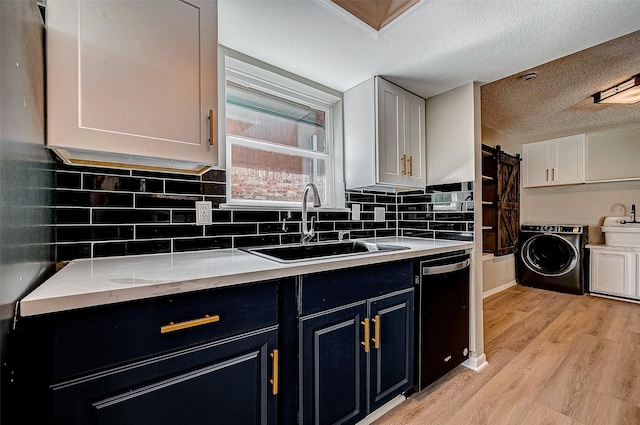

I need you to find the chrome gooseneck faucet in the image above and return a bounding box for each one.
[301,183,321,244]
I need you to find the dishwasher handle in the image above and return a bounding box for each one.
[422,258,470,276]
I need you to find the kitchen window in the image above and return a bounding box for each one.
[224,54,344,209]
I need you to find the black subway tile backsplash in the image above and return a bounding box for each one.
[55,172,82,189]
[135,194,201,208]
[172,210,197,224]
[93,209,170,224]
[201,169,226,182]
[136,225,204,240]
[233,210,280,222]
[173,237,233,252]
[93,240,172,258]
[164,180,205,195]
[51,159,474,261]
[55,243,91,261]
[206,223,258,237]
[233,234,280,249]
[55,225,134,242]
[53,208,90,224]
[83,174,163,193]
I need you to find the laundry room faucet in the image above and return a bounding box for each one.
[621,203,638,224]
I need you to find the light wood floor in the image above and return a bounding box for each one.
[373,285,640,425]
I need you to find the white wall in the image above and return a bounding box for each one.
[426,83,475,185]
[521,180,640,243]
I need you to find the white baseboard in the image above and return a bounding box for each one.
[483,280,517,299]
[355,394,406,425]
[462,353,488,372]
[589,292,640,305]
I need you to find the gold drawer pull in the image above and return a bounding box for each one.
[209,109,216,146]
[361,318,370,353]
[270,349,279,395]
[401,155,407,175]
[408,156,413,176]
[371,315,381,349]
[160,314,220,334]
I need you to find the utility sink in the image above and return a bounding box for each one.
[242,240,408,263]
[601,216,640,247]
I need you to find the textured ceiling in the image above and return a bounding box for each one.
[481,30,640,143]
[218,0,640,143]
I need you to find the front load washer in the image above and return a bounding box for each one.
[517,224,589,295]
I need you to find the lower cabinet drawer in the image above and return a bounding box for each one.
[52,280,278,380]
[52,327,279,425]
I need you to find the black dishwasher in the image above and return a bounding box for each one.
[414,250,470,391]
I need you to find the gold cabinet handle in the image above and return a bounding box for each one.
[371,315,381,349]
[408,156,413,177]
[401,155,407,175]
[270,349,279,395]
[546,169,549,181]
[552,168,556,181]
[361,318,370,353]
[208,109,215,146]
[160,314,220,334]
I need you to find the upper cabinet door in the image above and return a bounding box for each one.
[551,134,585,185]
[46,0,218,172]
[376,78,426,188]
[377,79,405,186]
[522,134,584,187]
[344,77,426,190]
[521,140,549,187]
[403,90,426,187]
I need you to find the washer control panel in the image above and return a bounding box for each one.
[521,224,584,234]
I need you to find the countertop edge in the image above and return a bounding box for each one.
[20,238,474,317]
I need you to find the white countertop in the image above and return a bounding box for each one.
[586,243,640,251]
[20,237,474,317]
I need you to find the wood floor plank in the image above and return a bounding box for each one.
[372,347,518,425]
[586,392,640,425]
[373,286,640,425]
[600,329,640,407]
[485,293,574,355]
[535,333,616,423]
[583,297,635,342]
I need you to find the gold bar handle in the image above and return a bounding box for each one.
[270,349,279,395]
[552,168,556,181]
[371,315,381,349]
[408,156,413,177]
[401,155,407,175]
[208,109,215,146]
[361,318,370,353]
[160,314,220,334]
[546,169,549,181]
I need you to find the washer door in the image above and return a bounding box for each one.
[520,233,578,277]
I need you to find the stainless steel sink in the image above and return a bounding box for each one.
[242,240,408,263]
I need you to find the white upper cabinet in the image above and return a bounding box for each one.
[586,128,640,182]
[46,0,218,173]
[344,77,426,190]
[522,134,585,187]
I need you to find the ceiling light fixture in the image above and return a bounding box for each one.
[521,72,537,81]
[593,74,640,104]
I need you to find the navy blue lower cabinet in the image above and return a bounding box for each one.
[368,290,414,412]
[52,327,278,425]
[299,303,368,425]
[298,261,414,425]
[15,280,283,425]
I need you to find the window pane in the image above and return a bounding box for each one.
[231,145,327,203]
[226,82,327,153]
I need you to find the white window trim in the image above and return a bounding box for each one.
[220,48,345,210]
